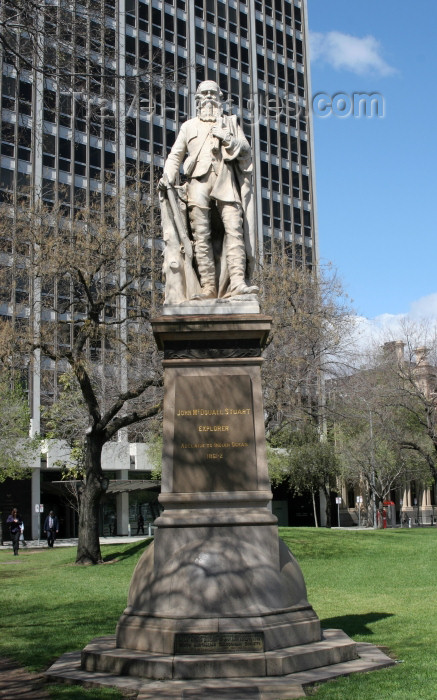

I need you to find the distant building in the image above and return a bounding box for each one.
[0,0,318,537]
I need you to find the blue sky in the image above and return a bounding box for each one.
[307,0,437,324]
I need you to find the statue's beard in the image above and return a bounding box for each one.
[198,99,222,122]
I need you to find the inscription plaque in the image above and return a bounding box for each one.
[172,374,257,492]
[183,689,261,699]
[175,632,264,655]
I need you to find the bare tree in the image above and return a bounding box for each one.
[381,323,437,478]
[0,0,180,91]
[330,323,437,523]
[257,253,354,526]
[334,398,427,519]
[0,187,163,564]
[259,251,355,441]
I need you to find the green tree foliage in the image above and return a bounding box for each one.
[43,370,88,473]
[146,430,163,481]
[0,372,38,482]
[266,445,288,488]
[286,439,340,528]
[267,426,340,527]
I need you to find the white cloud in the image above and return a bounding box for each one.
[310,31,396,77]
[409,293,437,318]
[342,293,437,352]
[352,314,403,350]
[351,293,437,352]
[326,296,437,373]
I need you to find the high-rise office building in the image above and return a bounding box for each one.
[1,0,317,259]
[0,0,317,536]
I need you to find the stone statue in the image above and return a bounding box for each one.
[159,81,258,305]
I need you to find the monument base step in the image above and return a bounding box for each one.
[45,636,396,699]
[81,629,357,681]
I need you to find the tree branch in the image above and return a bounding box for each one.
[104,401,162,441]
[72,362,101,427]
[97,375,162,431]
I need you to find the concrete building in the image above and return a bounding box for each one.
[0,0,318,537]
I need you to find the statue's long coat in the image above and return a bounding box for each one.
[162,114,256,300]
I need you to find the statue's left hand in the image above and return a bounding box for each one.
[158,174,171,191]
[211,126,232,145]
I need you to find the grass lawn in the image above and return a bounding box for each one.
[1,528,436,699]
[0,539,152,699]
[279,527,437,700]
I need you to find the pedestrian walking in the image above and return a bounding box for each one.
[43,510,59,547]
[6,508,23,556]
[137,513,145,535]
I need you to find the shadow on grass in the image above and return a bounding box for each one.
[3,600,123,671]
[0,570,23,580]
[321,612,394,637]
[102,539,152,563]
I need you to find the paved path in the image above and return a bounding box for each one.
[0,535,152,551]
[0,658,50,700]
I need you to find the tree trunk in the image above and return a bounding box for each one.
[312,491,319,528]
[324,485,332,528]
[75,433,105,565]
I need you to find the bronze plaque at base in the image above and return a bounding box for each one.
[173,374,257,492]
[183,689,261,699]
[174,632,264,655]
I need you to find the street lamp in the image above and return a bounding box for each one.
[368,409,377,530]
[356,495,363,527]
[335,496,342,527]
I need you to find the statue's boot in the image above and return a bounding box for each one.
[189,205,217,297]
[191,289,216,300]
[232,282,260,295]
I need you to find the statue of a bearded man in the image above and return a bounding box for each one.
[159,81,258,305]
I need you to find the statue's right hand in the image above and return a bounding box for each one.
[158,177,168,191]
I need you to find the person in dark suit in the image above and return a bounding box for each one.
[43,510,59,547]
[137,513,145,535]
[6,508,23,556]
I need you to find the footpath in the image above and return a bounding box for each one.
[0,657,50,700]
[0,535,151,551]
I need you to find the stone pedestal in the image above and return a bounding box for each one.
[112,315,329,678]
[76,313,374,688]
